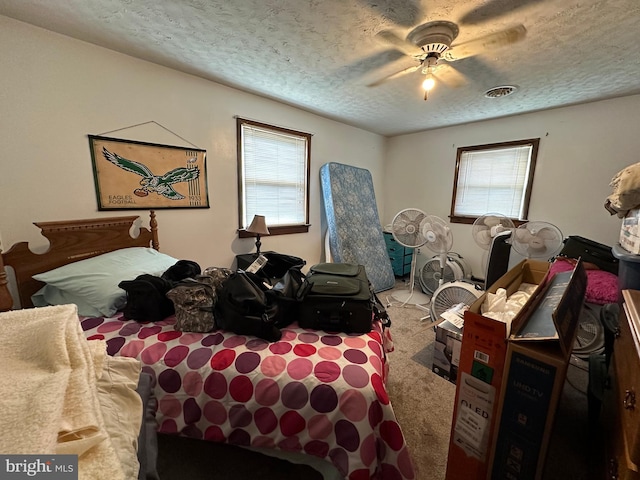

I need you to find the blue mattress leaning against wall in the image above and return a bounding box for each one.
[320,162,396,292]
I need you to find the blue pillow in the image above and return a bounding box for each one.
[32,247,179,317]
[32,284,104,317]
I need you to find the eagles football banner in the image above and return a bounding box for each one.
[88,135,209,210]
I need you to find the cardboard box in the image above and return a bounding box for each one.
[445,259,551,480]
[489,262,587,480]
[432,318,463,384]
[620,208,640,254]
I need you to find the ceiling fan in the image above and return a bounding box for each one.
[368,20,527,99]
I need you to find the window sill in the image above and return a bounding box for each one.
[238,224,310,237]
[449,215,527,227]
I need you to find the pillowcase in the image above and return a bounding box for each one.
[32,284,104,318]
[32,247,179,317]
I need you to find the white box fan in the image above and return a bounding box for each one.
[429,280,483,325]
[418,252,471,295]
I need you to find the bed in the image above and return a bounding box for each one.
[0,211,415,480]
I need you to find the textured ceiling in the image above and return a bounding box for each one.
[1,0,639,136]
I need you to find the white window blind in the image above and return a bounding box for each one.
[453,144,534,219]
[240,123,308,228]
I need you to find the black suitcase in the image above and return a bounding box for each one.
[297,263,374,333]
[558,235,618,274]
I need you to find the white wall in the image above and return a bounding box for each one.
[0,16,386,270]
[2,15,639,283]
[382,95,640,278]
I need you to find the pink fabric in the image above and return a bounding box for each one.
[80,314,413,480]
[549,258,618,304]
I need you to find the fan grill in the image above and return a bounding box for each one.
[472,214,515,250]
[419,260,456,295]
[572,308,605,359]
[422,215,453,255]
[430,282,482,322]
[511,221,563,259]
[391,208,428,248]
[389,208,431,306]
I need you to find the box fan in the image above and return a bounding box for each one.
[418,252,471,295]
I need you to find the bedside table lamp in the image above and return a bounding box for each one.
[246,215,270,255]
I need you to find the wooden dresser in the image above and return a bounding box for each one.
[603,289,640,479]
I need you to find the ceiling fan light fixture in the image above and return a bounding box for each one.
[422,72,436,101]
[422,74,435,91]
[484,85,518,98]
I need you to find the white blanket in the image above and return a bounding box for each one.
[0,305,126,480]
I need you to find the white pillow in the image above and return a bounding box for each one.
[32,247,178,317]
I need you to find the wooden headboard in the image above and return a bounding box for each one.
[0,211,159,312]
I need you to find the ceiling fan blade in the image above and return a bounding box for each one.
[337,49,407,81]
[375,30,425,57]
[459,0,544,25]
[443,24,526,61]
[367,64,420,87]
[433,64,468,88]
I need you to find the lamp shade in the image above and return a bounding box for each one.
[246,215,270,236]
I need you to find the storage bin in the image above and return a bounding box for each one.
[383,231,413,277]
[612,244,640,295]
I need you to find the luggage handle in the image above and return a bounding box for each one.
[309,263,361,277]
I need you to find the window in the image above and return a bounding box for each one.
[450,139,539,225]
[236,118,311,236]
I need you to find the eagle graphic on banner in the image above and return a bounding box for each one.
[102,147,199,199]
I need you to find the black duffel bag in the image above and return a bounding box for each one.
[214,270,282,342]
[250,252,307,328]
[256,252,306,280]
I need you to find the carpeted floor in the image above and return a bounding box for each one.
[379,287,456,480]
[155,281,594,480]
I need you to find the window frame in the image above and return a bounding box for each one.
[449,138,540,225]
[236,117,311,237]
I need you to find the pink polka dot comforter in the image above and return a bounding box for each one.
[80,314,415,479]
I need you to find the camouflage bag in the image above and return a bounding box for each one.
[166,268,232,332]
